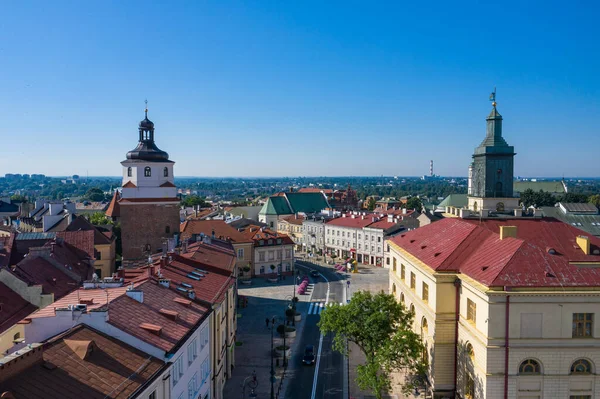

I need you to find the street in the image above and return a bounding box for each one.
[284,260,347,399]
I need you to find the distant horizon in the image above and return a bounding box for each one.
[10,175,600,180]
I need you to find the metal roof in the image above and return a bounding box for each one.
[15,232,57,241]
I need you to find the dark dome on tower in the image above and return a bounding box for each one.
[125,106,170,162]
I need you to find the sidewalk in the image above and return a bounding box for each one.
[224,274,312,399]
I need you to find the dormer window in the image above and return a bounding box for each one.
[144,167,151,177]
[127,167,132,177]
[164,167,169,177]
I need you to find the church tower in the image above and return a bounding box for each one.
[119,103,180,261]
[467,91,520,215]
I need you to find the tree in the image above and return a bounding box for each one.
[318,291,425,398]
[589,194,600,208]
[405,196,423,212]
[520,189,556,208]
[560,192,588,203]
[9,194,28,203]
[88,212,112,226]
[366,197,377,211]
[85,187,105,202]
[181,195,210,208]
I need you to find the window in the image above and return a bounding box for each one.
[570,359,593,374]
[400,292,404,303]
[285,249,291,258]
[410,272,416,290]
[188,337,198,365]
[270,222,273,228]
[392,283,396,294]
[465,374,475,399]
[401,264,405,280]
[260,266,265,274]
[259,252,265,262]
[421,317,429,337]
[149,391,157,399]
[365,234,368,241]
[188,372,199,399]
[342,232,345,237]
[13,332,21,343]
[285,263,291,271]
[378,237,381,243]
[200,327,209,349]
[277,250,282,259]
[358,234,361,239]
[467,299,476,324]
[144,166,151,177]
[519,359,541,375]
[201,357,211,383]
[371,236,374,241]
[422,282,429,303]
[337,231,340,236]
[393,258,397,269]
[172,355,184,386]
[164,167,169,177]
[268,251,274,260]
[358,244,361,250]
[127,167,132,177]
[410,304,415,314]
[237,248,244,259]
[387,257,390,266]
[572,313,593,337]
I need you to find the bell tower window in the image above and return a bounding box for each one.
[144,167,151,177]
[127,167,132,177]
[495,181,503,197]
[164,167,169,177]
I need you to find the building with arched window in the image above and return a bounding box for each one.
[115,104,180,261]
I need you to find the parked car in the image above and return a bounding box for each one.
[310,270,319,278]
[303,345,315,365]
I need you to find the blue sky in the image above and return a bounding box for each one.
[0,1,598,177]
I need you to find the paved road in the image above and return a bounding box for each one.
[285,260,348,399]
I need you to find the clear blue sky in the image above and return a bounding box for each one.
[0,1,598,177]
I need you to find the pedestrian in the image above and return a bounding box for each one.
[266,318,270,329]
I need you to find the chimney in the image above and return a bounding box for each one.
[28,246,51,258]
[159,278,170,288]
[126,285,144,303]
[499,226,518,240]
[188,290,196,300]
[576,235,591,255]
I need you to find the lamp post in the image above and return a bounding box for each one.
[270,316,277,399]
[242,370,258,399]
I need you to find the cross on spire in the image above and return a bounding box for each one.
[144,99,148,118]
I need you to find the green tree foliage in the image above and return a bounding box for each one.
[519,189,556,207]
[318,290,425,399]
[366,197,377,211]
[181,195,210,208]
[85,187,106,202]
[589,194,600,208]
[560,192,589,203]
[404,196,423,211]
[88,212,112,226]
[9,194,28,202]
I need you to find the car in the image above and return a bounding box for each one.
[302,345,315,365]
[310,270,319,278]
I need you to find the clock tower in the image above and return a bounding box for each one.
[119,104,180,261]
[467,91,520,215]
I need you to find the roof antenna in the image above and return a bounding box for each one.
[489,87,497,107]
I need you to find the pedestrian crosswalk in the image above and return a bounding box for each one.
[307,301,346,315]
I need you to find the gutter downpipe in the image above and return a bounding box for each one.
[453,278,461,398]
[504,293,510,399]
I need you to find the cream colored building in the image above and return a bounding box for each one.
[277,215,305,251]
[388,218,600,399]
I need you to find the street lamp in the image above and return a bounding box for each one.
[269,315,277,399]
[242,370,258,399]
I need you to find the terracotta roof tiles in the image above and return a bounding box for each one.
[0,281,37,334]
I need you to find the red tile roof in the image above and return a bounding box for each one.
[242,228,294,246]
[0,324,164,399]
[0,281,37,334]
[280,215,305,225]
[119,197,180,203]
[56,230,95,258]
[181,240,237,273]
[155,254,235,304]
[180,219,253,243]
[389,217,600,288]
[65,215,113,245]
[11,257,79,299]
[160,181,176,187]
[28,279,209,353]
[326,215,376,228]
[105,190,121,218]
